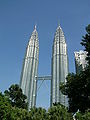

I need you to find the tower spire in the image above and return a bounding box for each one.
[35,25,36,30]
[34,24,37,31]
[58,22,60,27]
[58,20,61,27]
[56,21,61,30]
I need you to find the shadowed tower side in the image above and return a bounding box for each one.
[20,26,39,110]
[51,24,68,107]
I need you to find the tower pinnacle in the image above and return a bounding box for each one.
[34,25,37,30]
[58,22,60,27]
[58,20,61,27]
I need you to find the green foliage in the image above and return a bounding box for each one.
[81,24,90,64]
[0,92,29,120]
[0,92,13,120]
[60,24,90,113]
[0,91,74,120]
[28,107,48,120]
[76,110,90,120]
[10,107,29,120]
[60,68,90,113]
[48,104,73,120]
[4,84,28,109]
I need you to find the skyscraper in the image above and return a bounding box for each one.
[20,26,39,109]
[20,24,69,109]
[74,50,87,74]
[51,25,69,107]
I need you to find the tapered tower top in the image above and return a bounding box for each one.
[28,25,39,46]
[54,24,65,43]
[30,25,38,39]
[56,23,62,32]
[33,24,37,33]
[57,22,61,28]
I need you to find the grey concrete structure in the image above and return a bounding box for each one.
[20,25,39,109]
[51,25,68,107]
[74,50,87,74]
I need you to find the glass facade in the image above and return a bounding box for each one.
[20,26,39,110]
[51,25,68,107]
[20,25,69,110]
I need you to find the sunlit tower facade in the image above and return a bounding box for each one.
[74,50,87,74]
[20,26,39,109]
[51,25,69,107]
[20,24,69,110]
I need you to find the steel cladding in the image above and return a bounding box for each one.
[51,25,68,107]
[20,26,39,110]
[20,24,69,110]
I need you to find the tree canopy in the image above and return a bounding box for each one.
[0,92,12,120]
[29,107,48,120]
[4,84,28,109]
[48,104,73,120]
[0,93,73,120]
[60,24,90,113]
[76,109,90,120]
[81,24,90,64]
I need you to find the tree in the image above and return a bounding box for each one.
[4,84,28,109]
[76,109,90,120]
[0,92,30,120]
[81,24,90,64]
[0,92,12,120]
[28,107,48,120]
[60,70,90,113]
[48,104,73,120]
[60,24,90,113]
[0,90,74,120]
[10,107,29,120]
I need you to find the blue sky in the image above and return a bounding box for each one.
[0,0,90,109]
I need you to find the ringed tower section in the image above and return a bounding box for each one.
[20,25,39,110]
[51,24,69,107]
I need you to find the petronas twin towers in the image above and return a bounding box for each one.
[20,24,69,110]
